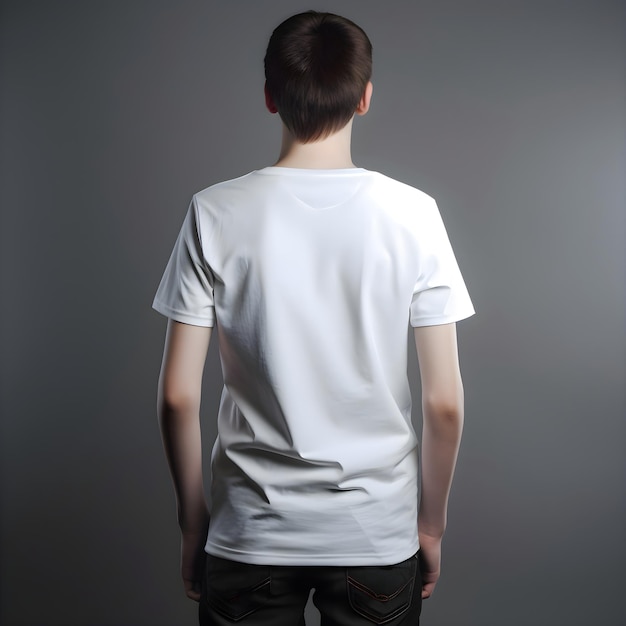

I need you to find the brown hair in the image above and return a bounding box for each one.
[264,11,372,143]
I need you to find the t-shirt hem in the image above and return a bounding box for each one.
[204,540,420,567]
[152,300,215,327]
[410,308,475,328]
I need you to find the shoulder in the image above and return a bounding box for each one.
[193,170,263,206]
[364,171,439,225]
[366,171,436,209]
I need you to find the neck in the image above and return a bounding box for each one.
[273,120,356,169]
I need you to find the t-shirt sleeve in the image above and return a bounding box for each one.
[152,198,216,327]
[409,200,475,327]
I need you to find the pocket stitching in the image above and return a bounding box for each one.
[346,558,417,625]
[206,571,272,622]
[347,575,413,603]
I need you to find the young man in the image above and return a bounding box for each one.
[153,11,474,625]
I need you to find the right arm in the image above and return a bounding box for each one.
[414,322,465,599]
[157,319,213,601]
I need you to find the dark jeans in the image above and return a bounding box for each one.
[199,552,422,625]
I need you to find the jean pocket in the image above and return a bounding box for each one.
[204,556,272,622]
[346,554,418,624]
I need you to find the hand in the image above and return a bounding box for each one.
[181,528,208,601]
[418,533,442,599]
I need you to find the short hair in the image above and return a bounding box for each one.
[264,11,372,143]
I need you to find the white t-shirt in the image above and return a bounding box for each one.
[153,167,474,566]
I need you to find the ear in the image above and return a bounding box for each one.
[356,81,373,116]
[264,82,278,114]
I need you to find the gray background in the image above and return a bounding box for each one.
[1,1,624,625]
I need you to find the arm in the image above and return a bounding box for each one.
[414,322,464,599]
[157,319,213,601]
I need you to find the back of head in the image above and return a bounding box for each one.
[264,11,372,143]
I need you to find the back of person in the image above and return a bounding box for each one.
[154,10,474,625]
[155,166,472,567]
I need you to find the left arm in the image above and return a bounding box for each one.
[157,319,213,601]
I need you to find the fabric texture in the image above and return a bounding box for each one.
[153,167,474,566]
[199,553,422,625]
